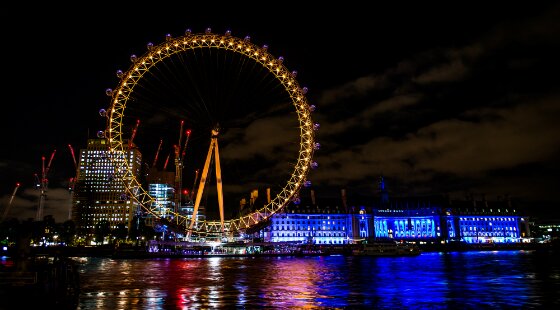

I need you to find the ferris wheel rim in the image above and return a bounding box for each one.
[105,29,316,236]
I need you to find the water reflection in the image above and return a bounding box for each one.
[76,251,560,309]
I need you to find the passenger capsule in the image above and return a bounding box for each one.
[99,109,107,117]
[185,28,192,35]
[225,30,232,36]
[302,87,308,94]
[309,105,316,112]
[291,70,297,77]
[130,54,137,62]
[310,162,318,169]
[116,70,123,78]
[278,56,284,64]
[304,180,312,187]
[293,197,301,204]
[165,33,172,41]
[205,27,212,34]
[146,42,154,50]
[97,130,105,138]
[105,88,113,96]
[313,123,320,131]
[313,143,321,150]
[262,44,268,51]
[244,35,251,42]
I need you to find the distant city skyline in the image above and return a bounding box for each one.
[1,2,559,221]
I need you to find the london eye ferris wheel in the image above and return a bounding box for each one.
[102,28,318,239]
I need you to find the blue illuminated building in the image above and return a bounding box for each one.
[262,189,373,244]
[261,177,529,244]
[441,195,528,243]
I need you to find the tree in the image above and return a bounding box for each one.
[60,220,76,245]
[113,222,128,242]
[94,220,110,244]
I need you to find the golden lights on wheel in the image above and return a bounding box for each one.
[102,28,318,237]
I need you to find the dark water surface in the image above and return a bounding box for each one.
[76,250,560,309]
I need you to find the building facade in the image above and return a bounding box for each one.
[72,138,142,238]
[260,185,528,245]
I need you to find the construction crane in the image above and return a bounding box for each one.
[173,121,191,214]
[36,149,56,221]
[1,182,21,222]
[189,169,199,202]
[67,144,79,221]
[152,139,163,168]
[68,144,78,190]
[163,153,171,170]
[128,119,140,149]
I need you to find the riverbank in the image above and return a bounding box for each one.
[3,241,557,259]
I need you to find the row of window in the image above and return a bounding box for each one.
[273,220,345,225]
[461,226,517,231]
[459,217,516,221]
[462,232,519,237]
[272,232,346,237]
[271,226,345,231]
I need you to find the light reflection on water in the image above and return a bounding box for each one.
[76,251,560,309]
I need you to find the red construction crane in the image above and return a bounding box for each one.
[181,129,191,159]
[189,169,199,201]
[152,139,163,168]
[36,149,56,221]
[163,153,171,170]
[67,144,78,191]
[174,121,192,214]
[128,119,140,149]
[67,144,79,220]
[1,182,21,221]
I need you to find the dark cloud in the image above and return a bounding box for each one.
[308,5,560,217]
[2,2,560,221]
[1,188,72,222]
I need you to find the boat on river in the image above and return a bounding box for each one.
[353,240,420,256]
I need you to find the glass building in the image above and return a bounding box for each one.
[144,167,205,238]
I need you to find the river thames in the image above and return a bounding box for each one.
[72,250,560,309]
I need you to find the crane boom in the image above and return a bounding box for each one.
[1,183,20,221]
[152,139,163,168]
[178,120,184,151]
[68,144,78,170]
[36,149,56,221]
[189,169,199,201]
[128,119,140,149]
[181,129,191,159]
[45,149,56,178]
[67,144,79,220]
[163,153,171,170]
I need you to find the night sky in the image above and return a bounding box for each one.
[1,2,559,222]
